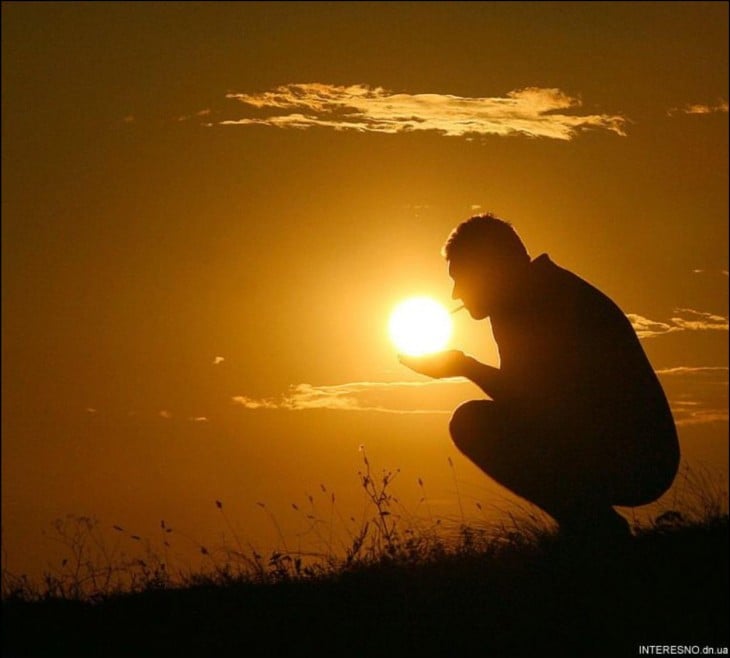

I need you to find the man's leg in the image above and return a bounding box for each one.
[606,421,680,508]
[448,400,630,538]
[449,399,572,515]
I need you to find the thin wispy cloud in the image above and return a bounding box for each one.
[220,83,627,141]
[668,99,729,116]
[656,366,729,376]
[671,308,729,332]
[688,269,730,276]
[657,367,728,426]
[232,380,465,414]
[669,405,727,426]
[628,315,675,339]
[628,308,729,339]
[178,108,212,122]
[233,366,727,426]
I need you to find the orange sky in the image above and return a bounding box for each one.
[2,1,728,580]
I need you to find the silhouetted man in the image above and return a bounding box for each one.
[400,214,680,538]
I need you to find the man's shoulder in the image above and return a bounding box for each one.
[531,253,602,292]
[530,253,579,283]
[529,254,627,321]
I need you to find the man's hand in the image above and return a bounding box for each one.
[398,350,469,379]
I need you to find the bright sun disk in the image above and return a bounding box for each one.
[388,296,453,356]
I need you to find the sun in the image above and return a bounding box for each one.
[388,296,453,356]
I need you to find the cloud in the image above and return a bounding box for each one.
[628,308,729,339]
[231,396,282,411]
[670,308,729,332]
[668,100,729,116]
[220,83,627,141]
[234,367,727,427]
[627,314,675,339]
[232,380,464,414]
[656,366,729,376]
[178,108,212,122]
[656,367,728,426]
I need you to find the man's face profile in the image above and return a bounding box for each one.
[448,255,494,320]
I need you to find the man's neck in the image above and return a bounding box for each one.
[494,263,533,320]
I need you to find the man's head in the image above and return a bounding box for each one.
[443,213,530,319]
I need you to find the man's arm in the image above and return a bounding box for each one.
[398,350,504,400]
[462,355,503,400]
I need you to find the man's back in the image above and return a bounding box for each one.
[490,254,679,504]
[492,255,664,410]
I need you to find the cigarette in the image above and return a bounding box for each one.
[450,304,465,314]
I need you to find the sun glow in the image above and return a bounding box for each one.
[388,296,453,356]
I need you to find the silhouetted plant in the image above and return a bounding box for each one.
[2,457,726,603]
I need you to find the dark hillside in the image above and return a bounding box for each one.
[3,517,727,657]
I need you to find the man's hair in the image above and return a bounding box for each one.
[442,213,530,265]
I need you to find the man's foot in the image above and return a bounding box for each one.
[557,508,632,544]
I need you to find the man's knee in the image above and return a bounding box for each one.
[613,443,681,507]
[449,400,494,454]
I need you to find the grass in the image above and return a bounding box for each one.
[2,453,728,657]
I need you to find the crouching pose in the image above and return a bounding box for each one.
[399,214,680,538]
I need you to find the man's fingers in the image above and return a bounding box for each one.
[397,354,430,375]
